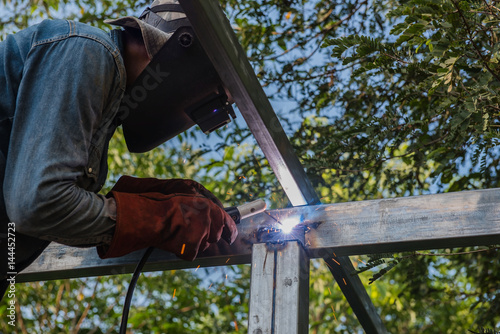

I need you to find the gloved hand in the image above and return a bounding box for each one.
[97,176,238,261]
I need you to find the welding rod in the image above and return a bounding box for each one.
[224,199,267,224]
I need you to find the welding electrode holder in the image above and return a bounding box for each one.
[224,199,267,224]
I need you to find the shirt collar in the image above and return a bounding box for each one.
[109,29,125,56]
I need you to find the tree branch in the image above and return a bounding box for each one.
[263,0,368,61]
[451,0,500,83]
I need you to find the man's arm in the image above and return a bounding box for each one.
[4,32,125,246]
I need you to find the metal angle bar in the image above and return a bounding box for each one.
[248,241,309,334]
[17,212,262,282]
[248,243,274,333]
[16,244,250,283]
[19,188,500,281]
[177,0,384,331]
[303,187,500,257]
[274,241,310,334]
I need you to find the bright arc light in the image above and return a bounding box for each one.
[279,217,300,234]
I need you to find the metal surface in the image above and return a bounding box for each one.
[248,243,274,332]
[20,188,500,280]
[274,241,309,334]
[303,187,500,256]
[248,241,309,334]
[18,212,265,282]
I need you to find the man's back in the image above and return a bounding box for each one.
[0,19,126,279]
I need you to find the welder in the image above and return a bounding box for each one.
[0,0,238,298]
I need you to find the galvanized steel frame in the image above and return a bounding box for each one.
[21,187,500,281]
[20,186,500,329]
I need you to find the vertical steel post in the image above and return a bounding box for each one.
[248,241,309,334]
[248,243,274,332]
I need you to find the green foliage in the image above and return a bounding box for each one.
[307,0,500,199]
[309,259,373,333]
[354,246,500,331]
[354,253,407,284]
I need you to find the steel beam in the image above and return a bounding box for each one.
[274,241,310,333]
[21,188,500,278]
[17,212,261,283]
[303,187,500,256]
[248,243,274,332]
[248,242,309,334]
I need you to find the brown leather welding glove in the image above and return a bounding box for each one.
[97,176,238,261]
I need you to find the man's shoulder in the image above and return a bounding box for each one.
[30,19,115,52]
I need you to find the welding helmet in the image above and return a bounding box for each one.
[106,0,235,153]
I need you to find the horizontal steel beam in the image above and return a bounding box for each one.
[19,188,500,282]
[17,214,259,282]
[304,187,500,257]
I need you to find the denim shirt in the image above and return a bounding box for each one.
[0,20,126,246]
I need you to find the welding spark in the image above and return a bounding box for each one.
[331,305,337,320]
[264,210,303,234]
[279,217,300,233]
[357,258,367,265]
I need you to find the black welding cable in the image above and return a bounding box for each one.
[119,246,154,334]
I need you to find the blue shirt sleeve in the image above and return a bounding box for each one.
[4,27,125,246]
